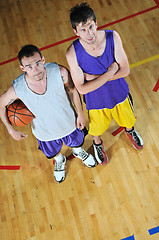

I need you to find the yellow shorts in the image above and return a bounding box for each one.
[88,96,136,136]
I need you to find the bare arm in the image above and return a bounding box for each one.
[0,85,28,140]
[59,65,86,129]
[66,44,119,95]
[109,31,130,80]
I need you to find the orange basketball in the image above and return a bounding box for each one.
[7,99,34,126]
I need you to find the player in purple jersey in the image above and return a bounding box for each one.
[66,2,143,165]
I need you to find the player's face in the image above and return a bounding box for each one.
[74,18,97,44]
[20,52,45,81]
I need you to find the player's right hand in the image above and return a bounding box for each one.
[9,129,28,141]
[108,62,119,74]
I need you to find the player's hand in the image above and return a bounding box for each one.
[76,113,86,130]
[9,129,28,141]
[108,62,119,75]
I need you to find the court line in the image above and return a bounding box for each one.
[112,127,125,136]
[154,0,159,7]
[112,54,159,136]
[0,165,20,170]
[130,55,159,93]
[121,234,135,240]
[130,55,159,69]
[148,226,159,235]
[153,79,159,92]
[0,4,158,67]
[97,5,158,30]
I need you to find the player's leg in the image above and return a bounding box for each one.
[112,95,143,150]
[62,128,97,168]
[88,109,111,165]
[37,139,66,183]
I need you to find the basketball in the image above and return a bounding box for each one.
[7,99,34,126]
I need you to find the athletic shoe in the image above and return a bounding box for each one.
[72,148,97,168]
[93,140,109,165]
[125,127,143,150]
[54,156,66,183]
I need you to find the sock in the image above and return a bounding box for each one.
[72,147,82,154]
[54,153,64,163]
[93,139,102,146]
[125,127,134,132]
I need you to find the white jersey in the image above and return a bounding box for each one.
[13,62,76,141]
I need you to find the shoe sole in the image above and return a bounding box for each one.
[98,159,109,165]
[131,143,144,150]
[94,151,109,165]
[54,177,65,183]
[95,156,109,165]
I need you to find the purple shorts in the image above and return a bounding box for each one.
[37,128,84,158]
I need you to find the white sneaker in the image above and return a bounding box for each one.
[54,156,66,183]
[72,148,97,168]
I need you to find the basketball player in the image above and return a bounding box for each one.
[0,45,97,183]
[66,2,143,165]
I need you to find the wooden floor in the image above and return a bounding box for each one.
[0,0,159,239]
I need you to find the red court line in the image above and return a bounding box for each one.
[66,154,75,160]
[98,5,158,30]
[40,36,78,51]
[0,57,18,66]
[154,0,159,7]
[153,79,159,92]
[0,165,20,170]
[0,5,158,67]
[112,127,125,136]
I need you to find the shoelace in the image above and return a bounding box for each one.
[131,130,142,146]
[79,149,89,161]
[55,161,64,171]
[131,131,139,141]
[96,145,105,160]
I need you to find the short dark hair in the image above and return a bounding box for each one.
[70,2,96,31]
[17,45,42,65]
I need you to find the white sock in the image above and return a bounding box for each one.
[72,147,82,154]
[54,153,64,163]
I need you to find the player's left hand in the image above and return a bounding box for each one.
[76,113,86,130]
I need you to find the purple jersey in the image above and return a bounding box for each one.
[73,30,129,110]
